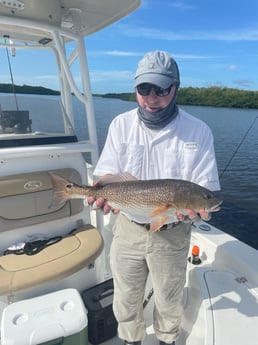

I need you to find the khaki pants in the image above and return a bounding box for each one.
[110,214,191,343]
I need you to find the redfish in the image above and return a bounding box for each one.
[50,172,222,232]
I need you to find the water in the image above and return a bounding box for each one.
[179,106,258,249]
[1,94,258,249]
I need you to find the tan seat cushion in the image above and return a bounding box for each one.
[0,168,83,231]
[0,224,104,295]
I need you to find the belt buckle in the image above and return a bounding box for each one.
[133,221,179,231]
[145,224,151,230]
[160,222,179,231]
[145,223,172,231]
[159,224,168,231]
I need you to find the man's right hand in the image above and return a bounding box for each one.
[87,175,120,214]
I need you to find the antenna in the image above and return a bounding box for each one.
[3,35,19,110]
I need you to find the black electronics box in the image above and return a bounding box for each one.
[82,279,117,344]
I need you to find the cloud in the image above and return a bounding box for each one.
[166,1,195,10]
[172,53,215,59]
[90,50,216,60]
[103,51,142,57]
[227,64,238,71]
[89,70,135,93]
[104,51,213,59]
[233,79,253,88]
[121,25,258,41]
[142,0,194,10]
[88,50,143,58]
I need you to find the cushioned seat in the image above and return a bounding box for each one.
[0,224,104,295]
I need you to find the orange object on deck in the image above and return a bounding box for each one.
[192,245,200,256]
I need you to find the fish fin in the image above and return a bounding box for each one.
[150,215,169,232]
[149,204,174,217]
[98,172,138,186]
[48,173,73,208]
[206,200,223,212]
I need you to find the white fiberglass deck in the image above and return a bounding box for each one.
[97,222,258,345]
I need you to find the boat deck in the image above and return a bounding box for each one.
[92,223,258,345]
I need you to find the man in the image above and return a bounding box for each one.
[92,51,220,345]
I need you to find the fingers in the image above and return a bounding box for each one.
[176,209,211,222]
[87,196,96,205]
[198,208,211,221]
[185,210,196,219]
[87,196,106,210]
[95,197,106,208]
[176,211,187,222]
[87,174,120,214]
[103,202,112,214]
[87,196,119,215]
[111,208,120,215]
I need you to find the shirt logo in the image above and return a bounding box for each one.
[184,142,200,151]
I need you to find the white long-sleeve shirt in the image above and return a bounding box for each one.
[94,107,220,223]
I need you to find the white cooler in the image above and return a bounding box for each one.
[1,288,88,345]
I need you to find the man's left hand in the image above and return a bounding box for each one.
[176,208,211,222]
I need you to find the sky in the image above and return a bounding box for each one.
[1,0,258,94]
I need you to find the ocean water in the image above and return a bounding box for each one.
[1,94,258,249]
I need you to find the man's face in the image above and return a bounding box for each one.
[136,83,177,113]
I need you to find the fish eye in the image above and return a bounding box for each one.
[203,193,212,200]
[66,183,73,189]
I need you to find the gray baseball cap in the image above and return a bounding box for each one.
[134,51,180,89]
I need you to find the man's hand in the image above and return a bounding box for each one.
[88,196,119,214]
[176,208,211,222]
[87,175,120,214]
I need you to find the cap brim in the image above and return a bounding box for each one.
[134,73,176,89]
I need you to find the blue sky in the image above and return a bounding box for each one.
[2,0,258,94]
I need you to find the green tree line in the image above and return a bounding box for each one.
[1,84,257,109]
[99,86,258,109]
[0,83,60,95]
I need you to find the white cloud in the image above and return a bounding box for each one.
[88,69,135,93]
[121,25,258,41]
[172,53,214,59]
[166,1,195,10]
[90,50,216,60]
[103,51,142,57]
[233,79,253,88]
[142,0,194,10]
[227,64,238,71]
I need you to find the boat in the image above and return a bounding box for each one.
[0,1,257,344]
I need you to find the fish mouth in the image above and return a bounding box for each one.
[206,200,223,212]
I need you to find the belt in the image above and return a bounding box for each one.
[132,221,180,231]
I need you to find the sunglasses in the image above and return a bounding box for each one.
[136,83,173,97]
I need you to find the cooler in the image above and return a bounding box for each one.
[1,288,88,345]
[82,279,117,344]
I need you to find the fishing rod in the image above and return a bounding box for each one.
[3,35,19,111]
[219,115,258,179]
